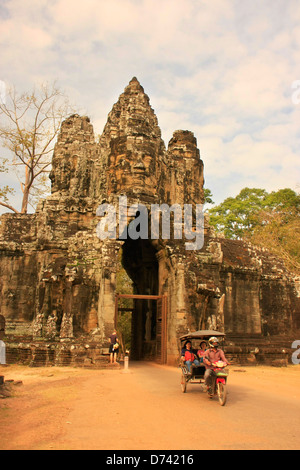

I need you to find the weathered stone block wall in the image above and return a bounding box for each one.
[259,278,298,336]
[0,77,299,366]
[0,250,38,333]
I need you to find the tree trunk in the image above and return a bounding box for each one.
[21,166,32,214]
[21,186,30,214]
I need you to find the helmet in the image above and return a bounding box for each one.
[208,337,219,348]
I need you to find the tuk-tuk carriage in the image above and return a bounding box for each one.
[179,330,228,406]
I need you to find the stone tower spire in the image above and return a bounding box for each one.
[49,114,95,197]
[100,77,166,202]
[101,77,163,142]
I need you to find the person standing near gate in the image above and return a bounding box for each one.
[0,315,5,341]
[109,329,119,364]
[0,315,6,365]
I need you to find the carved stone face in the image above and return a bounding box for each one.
[107,137,157,198]
[102,78,165,201]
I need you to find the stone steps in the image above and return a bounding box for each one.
[224,334,296,366]
[3,334,298,368]
[5,341,119,369]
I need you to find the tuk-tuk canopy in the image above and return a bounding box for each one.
[180,330,225,343]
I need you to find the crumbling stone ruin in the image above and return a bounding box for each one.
[0,77,299,366]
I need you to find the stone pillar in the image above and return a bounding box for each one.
[60,313,74,339]
[97,240,121,340]
[0,340,6,364]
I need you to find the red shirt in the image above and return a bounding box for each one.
[184,350,196,362]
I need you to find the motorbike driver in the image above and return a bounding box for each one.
[203,337,229,395]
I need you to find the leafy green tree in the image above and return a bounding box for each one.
[208,187,300,273]
[204,188,214,205]
[264,188,300,216]
[208,188,269,238]
[246,209,300,273]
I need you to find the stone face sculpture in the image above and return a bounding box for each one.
[0,78,299,365]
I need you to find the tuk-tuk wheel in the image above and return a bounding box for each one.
[181,374,187,393]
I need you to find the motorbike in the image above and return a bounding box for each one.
[207,360,229,406]
[179,330,230,406]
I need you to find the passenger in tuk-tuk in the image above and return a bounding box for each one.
[197,341,207,364]
[181,340,200,373]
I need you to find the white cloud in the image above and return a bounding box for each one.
[0,0,299,214]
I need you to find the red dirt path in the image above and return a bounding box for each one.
[0,362,299,450]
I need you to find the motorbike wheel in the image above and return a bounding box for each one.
[181,373,187,393]
[217,382,227,406]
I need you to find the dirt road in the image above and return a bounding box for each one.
[0,362,299,450]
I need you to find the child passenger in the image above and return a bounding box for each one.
[197,341,207,363]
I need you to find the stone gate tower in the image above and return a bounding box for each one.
[0,78,299,365]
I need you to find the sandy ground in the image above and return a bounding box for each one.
[0,361,299,451]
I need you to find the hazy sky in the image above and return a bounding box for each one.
[0,0,300,213]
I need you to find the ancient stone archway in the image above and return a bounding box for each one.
[118,238,165,361]
[0,77,299,367]
[115,293,167,364]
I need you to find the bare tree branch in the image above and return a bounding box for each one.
[0,82,76,213]
[0,201,19,214]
